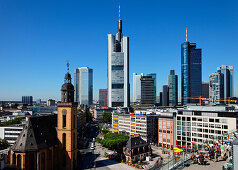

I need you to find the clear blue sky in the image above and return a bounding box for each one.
[0,0,237,101]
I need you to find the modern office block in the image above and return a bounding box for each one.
[181,28,202,105]
[74,67,93,106]
[147,73,157,104]
[22,96,33,105]
[162,85,169,106]
[209,72,224,104]
[107,7,129,107]
[176,106,238,150]
[168,70,178,106]
[133,73,144,103]
[202,82,209,99]
[112,111,158,143]
[99,89,108,107]
[141,76,155,105]
[217,65,233,99]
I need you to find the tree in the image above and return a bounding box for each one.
[102,112,112,124]
[0,138,9,150]
[0,118,22,126]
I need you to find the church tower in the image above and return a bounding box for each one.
[57,62,78,170]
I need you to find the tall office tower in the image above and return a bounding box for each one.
[168,70,178,106]
[22,96,33,105]
[74,67,93,106]
[202,82,209,98]
[107,6,130,107]
[133,73,144,103]
[99,89,108,107]
[209,72,224,104]
[162,85,169,106]
[147,73,157,104]
[159,92,163,106]
[141,76,155,105]
[181,28,202,105]
[217,65,233,99]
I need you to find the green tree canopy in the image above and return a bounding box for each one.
[102,112,112,124]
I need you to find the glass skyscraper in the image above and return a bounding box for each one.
[217,65,233,99]
[168,70,178,106]
[133,73,144,103]
[147,73,157,104]
[141,76,155,105]
[209,72,224,104]
[74,67,93,106]
[181,39,202,105]
[107,7,129,107]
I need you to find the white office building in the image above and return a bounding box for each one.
[133,73,144,103]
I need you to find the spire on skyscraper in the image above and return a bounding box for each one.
[186,27,188,42]
[118,5,122,34]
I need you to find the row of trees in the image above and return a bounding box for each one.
[0,118,22,126]
[96,133,129,150]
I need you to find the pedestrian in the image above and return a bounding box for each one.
[220,142,225,160]
[214,143,219,162]
[227,143,232,158]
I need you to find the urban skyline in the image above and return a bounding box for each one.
[0,0,237,101]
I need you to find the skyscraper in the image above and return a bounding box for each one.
[133,73,144,103]
[107,6,129,107]
[99,89,108,107]
[141,76,155,105]
[74,67,93,106]
[217,65,233,99]
[162,85,169,106]
[22,96,33,105]
[209,72,224,104]
[202,82,209,99]
[168,70,178,106]
[147,73,157,104]
[181,28,202,105]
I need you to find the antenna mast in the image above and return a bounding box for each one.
[186,27,188,42]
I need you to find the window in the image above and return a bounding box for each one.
[112,84,124,89]
[63,153,66,167]
[112,65,124,70]
[63,133,66,149]
[41,152,45,170]
[17,155,21,169]
[62,109,67,128]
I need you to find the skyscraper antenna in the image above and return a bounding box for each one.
[186,27,188,42]
[67,60,69,72]
[119,4,120,20]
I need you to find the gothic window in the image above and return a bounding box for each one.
[63,133,66,149]
[17,155,21,169]
[62,109,67,128]
[63,153,66,167]
[29,153,35,169]
[41,152,45,170]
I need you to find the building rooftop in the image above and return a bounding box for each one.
[11,114,58,152]
[125,136,148,149]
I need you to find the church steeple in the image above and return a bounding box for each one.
[61,61,74,102]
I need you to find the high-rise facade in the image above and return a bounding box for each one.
[217,65,233,99]
[162,85,169,106]
[141,76,155,105]
[202,82,209,99]
[181,29,202,105]
[22,96,33,105]
[133,73,144,103]
[107,7,129,107]
[168,70,178,106]
[147,73,157,104]
[209,72,224,104]
[99,89,108,107]
[74,67,93,106]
